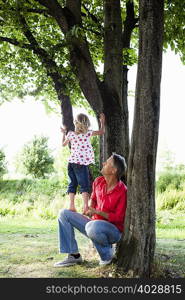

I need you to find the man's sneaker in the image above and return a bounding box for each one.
[99,258,112,266]
[54,254,82,267]
[99,245,116,266]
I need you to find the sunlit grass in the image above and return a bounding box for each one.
[0,212,184,278]
[0,178,185,278]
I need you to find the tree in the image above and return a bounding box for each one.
[0,1,184,159]
[116,0,164,277]
[16,136,54,178]
[0,148,7,178]
[0,0,183,277]
[0,0,140,162]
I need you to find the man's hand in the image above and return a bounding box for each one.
[86,207,96,217]
[87,206,108,220]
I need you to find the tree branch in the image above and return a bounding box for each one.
[82,25,102,37]
[19,8,50,15]
[33,0,69,32]
[82,3,102,29]
[0,36,32,50]
[17,14,62,74]
[66,0,82,25]
[122,0,138,48]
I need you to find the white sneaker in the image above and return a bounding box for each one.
[99,245,115,266]
[99,258,112,266]
[54,254,82,267]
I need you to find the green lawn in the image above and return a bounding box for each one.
[0,216,101,278]
[0,212,184,278]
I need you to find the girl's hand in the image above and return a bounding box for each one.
[99,113,105,123]
[60,127,67,134]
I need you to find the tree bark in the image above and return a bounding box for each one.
[116,0,164,277]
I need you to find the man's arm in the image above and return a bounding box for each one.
[88,189,127,223]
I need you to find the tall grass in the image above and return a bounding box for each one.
[1,166,185,219]
[156,187,185,211]
[0,178,83,219]
[156,168,185,212]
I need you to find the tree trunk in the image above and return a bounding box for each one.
[116,0,164,277]
[60,95,74,132]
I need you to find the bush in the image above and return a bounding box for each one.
[54,146,70,188]
[0,148,7,178]
[156,171,185,193]
[15,136,54,178]
[0,178,67,218]
[0,176,87,218]
[89,135,101,180]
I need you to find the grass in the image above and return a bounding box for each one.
[0,216,102,278]
[0,210,184,278]
[0,178,184,278]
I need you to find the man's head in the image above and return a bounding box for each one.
[101,153,127,181]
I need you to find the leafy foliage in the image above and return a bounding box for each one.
[54,146,70,188]
[15,136,54,178]
[156,163,185,193]
[164,0,185,63]
[0,0,183,117]
[156,163,185,212]
[89,135,101,180]
[0,0,137,108]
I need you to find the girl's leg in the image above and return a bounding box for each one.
[68,193,76,212]
[81,192,89,215]
[74,164,91,214]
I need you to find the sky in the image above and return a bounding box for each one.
[0,49,185,173]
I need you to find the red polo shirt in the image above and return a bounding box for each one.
[90,176,127,232]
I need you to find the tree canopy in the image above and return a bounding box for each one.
[0,0,184,108]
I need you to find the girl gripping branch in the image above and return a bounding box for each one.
[61,113,105,214]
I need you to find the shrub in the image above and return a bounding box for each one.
[15,136,54,178]
[156,172,185,193]
[89,135,101,180]
[54,146,70,188]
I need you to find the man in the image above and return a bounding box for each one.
[54,153,127,267]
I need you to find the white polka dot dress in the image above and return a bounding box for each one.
[66,130,95,165]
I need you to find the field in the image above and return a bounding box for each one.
[0,210,184,278]
[0,178,184,278]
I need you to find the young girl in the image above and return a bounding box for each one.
[61,113,105,214]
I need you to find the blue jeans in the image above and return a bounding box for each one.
[67,163,91,194]
[58,209,122,261]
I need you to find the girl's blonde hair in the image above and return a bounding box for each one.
[74,113,90,134]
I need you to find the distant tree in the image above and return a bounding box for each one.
[0,148,7,178]
[16,136,54,178]
[156,148,176,173]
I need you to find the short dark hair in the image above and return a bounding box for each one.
[112,153,127,181]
